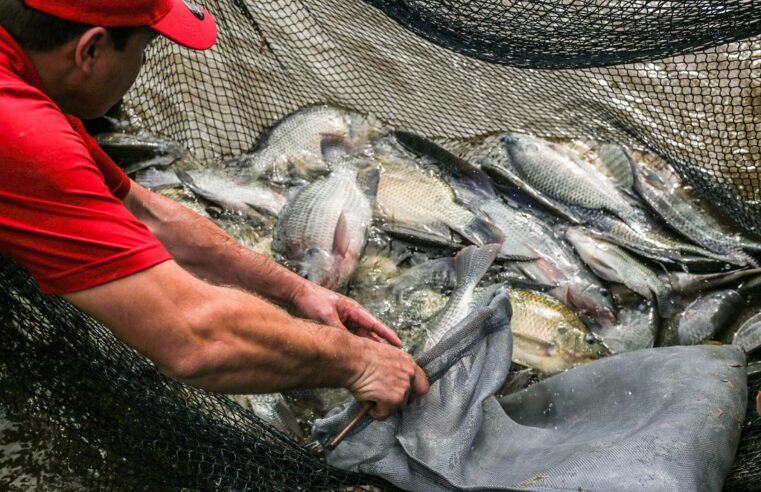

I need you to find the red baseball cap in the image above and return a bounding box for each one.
[24,0,218,50]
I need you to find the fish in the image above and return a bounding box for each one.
[630,156,759,267]
[372,152,504,248]
[135,168,182,191]
[675,290,744,345]
[566,227,676,318]
[591,301,659,354]
[500,133,639,223]
[663,268,761,295]
[96,132,183,174]
[477,198,617,324]
[232,105,384,184]
[563,139,635,193]
[177,170,288,219]
[228,393,304,439]
[731,310,761,354]
[506,288,610,375]
[272,162,376,290]
[415,244,500,354]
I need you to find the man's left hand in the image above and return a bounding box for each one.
[290,282,402,347]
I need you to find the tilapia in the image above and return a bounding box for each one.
[500,133,639,223]
[563,139,635,193]
[177,170,288,218]
[373,154,504,248]
[96,132,183,174]
[592,301,659,354]
[566,227,675,317]
[675,290,744,345]
[273,163,375,289]
[135,168,182,191]
[731,310,761,354]
[228,393,304,439]
[630,156,759,267]
[663,268,761,295]
[506,288,609,375]
[416,244,500,354]
[233,105,383,184]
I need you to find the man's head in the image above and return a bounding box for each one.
[0,0,216,119]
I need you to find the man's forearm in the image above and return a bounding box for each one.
[125,183,307,307]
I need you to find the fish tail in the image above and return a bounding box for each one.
[654,288,678,319]
[461,215,506,247]
[454,244,501,288]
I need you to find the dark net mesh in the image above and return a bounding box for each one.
[1,0,761,489]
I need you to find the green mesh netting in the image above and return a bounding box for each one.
[2,0,761,489]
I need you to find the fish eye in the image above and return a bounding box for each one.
[306,247,320,256]
[585,334,596,343]
[599,288,609,297]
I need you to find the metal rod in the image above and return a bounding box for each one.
[325,401,373,450]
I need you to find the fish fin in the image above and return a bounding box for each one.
[454,244,500,287]
[357,166,381,201]
[382,222,462,249]
[320,133,352,162]
[459,215,505,247]
[333,212,350,257]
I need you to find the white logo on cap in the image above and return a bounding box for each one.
[183,0,205,20]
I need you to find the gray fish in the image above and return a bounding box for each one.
[373,153,504,248]
[273,163,374,290]
[631,157,759,267]
[676,290,744,345]
[229,393,304,439]
[96,132,182,174]
[416,244,500,354]
[135,168,182,191]
[563,139,635,193]
[501,133,639,223]
[731,310,761,354]
[566,227,675,318]
[663,268,761,295]
[235,105,383,184]
[177,170,287,218]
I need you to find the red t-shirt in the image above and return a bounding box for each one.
[0,27,172,294]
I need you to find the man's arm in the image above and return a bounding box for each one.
[123,181,401,346]
[63,260,428,419]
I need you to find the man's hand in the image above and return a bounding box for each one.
[290,281,402,347]
[346,338,429,420]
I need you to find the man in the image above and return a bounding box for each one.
[0,0,428,421]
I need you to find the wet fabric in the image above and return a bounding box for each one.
[314,293,747,491]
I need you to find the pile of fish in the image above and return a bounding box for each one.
[101,104,761,444]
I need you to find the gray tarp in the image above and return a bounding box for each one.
[314,294,747,491]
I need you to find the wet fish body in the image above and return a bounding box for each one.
[273,166,373,289]
[235,105,383,183]
[178,170,287,218]
[592,302,659,354]
[501,133,638,223]
[676,290,744,345]
[731,311,761,354]
[566,227,675,317]
[417,244,500,353]
[229,393,304,439]
[506,288,609,375]
[373,156,503,248]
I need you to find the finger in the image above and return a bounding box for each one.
[356,328,385,344]
[369,402,394,420]
[411,365,430,398]
[341,300,402,347]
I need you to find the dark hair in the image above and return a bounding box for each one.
[0,0,136,52]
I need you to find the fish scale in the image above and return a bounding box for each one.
[503,134,637,222]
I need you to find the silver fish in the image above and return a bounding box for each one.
[373,154,504,248]
[631,157,759,267]
[676,290,744,345]
[566,227,675,318]
[229,393,304,439]
[235,105,383,184]
[501,133,639,223]
[135,168,182,191]
[177,170,287,218]
[563,139,635,193]
[96,132,182,175]
[416,244,500,354]
[592,301,659,354]
[731,310,761,354]
[663,268,761,295]
[273,164,374,290]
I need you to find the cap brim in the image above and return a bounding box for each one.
[151,0,218,50]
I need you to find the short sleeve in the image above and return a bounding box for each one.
[0,84,172,294]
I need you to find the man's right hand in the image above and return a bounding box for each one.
[346,339,429,420]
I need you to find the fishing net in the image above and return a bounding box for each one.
[2,0,761,489]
